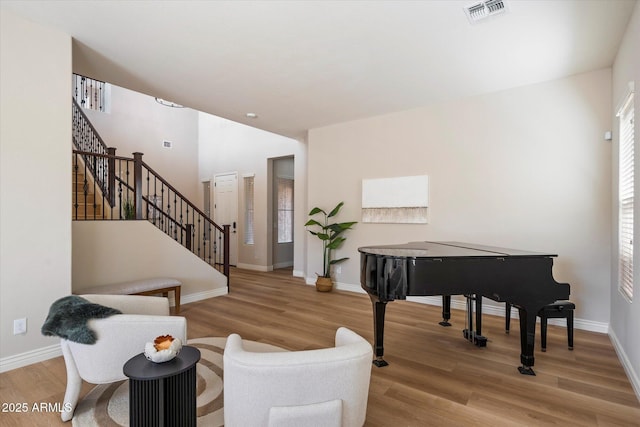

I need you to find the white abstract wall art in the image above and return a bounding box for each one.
[361,175,429,223]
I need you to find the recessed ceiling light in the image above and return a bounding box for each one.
[246,112,258,119]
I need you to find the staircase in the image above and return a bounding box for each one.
[72,161,106,219]
[71,97,229,278]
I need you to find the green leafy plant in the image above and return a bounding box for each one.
[122,199,135,220]
[305,201,357,278]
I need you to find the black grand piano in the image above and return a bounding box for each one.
[359,241,570,375]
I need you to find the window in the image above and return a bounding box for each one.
[73,74,110,112]
[277,178,294,243]
[618,83,635,301]
[244,176,255,245]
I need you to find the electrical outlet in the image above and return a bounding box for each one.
[13,318,27,335]
[336,266,342,274]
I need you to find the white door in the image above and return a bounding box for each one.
[214,172,238,266]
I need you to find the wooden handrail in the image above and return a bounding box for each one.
[141,160,225,233]
[71,96,229,280]
[72,98,109,153]
[72,148,229,279]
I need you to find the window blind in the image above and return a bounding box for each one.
[277,178,294,243]
[618,86,634,301]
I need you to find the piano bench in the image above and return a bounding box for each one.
[505,301,575,352]
[75,278,182,314]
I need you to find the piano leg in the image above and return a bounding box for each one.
[439,295,452,326]
[517,307,537,376]
[370,295,389,367]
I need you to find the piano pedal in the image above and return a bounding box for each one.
[462,329,487,347]
[518,366,536,376]
[439,320,452,327]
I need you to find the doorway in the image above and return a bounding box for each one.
[271,157,294,270]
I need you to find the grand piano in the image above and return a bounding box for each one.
[359,241,570,375]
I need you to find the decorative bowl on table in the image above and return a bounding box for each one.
[144,335,182,363]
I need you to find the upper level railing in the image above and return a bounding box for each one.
[73,74,108,112]
[71,98,229,278]
[72,98,114,206]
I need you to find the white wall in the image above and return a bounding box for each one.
[611,0,640,399]
[0,10,72,369]
[308,69,612,328]
[199,113,307,274]
[0,6,633,393]
[84,85,201,204]
[72,221,227,300]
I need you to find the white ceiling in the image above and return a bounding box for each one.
[2,0,636,139]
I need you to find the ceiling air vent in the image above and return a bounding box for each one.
[464,0,507,24]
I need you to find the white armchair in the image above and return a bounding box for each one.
[223,327,373,427]
[59,294,187,422]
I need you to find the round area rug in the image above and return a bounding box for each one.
[71,337,286,426]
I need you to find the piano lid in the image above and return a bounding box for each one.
[357,241,557,259]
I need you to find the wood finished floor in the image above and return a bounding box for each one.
[1,267,639,426]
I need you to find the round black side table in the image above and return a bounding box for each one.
[123,345,201,427]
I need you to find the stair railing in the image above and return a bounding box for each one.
[73,149,230,278]
[72,98,230,278]
[137,153,230,277]
[72,98,115,206]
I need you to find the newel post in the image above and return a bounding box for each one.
[107,147,116,206]
[223,224,230,281]
[133,152,144,220]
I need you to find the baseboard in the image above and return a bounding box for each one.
[0,343,62,374]
[273,261,293,269]
[609,328,640,402]
[333,285,609,334]
[306,277,366,290]
[334,282,366,293]
[237,263,271,272]
[181,287,228,304]
[292,270,304,278]
[410,295,608,333]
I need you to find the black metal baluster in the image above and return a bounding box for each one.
[81,76,86,108]
[82,161,89,220]
[145,169,150,221]
[93,170,98,220]
[161,185,166,233]
[173,192,178,240]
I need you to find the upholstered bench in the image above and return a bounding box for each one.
[76,278,182,314]
[538,300,575,352]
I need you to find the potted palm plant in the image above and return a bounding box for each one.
[122,199,135,220]
[305,201,357,292]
